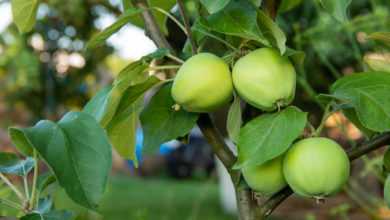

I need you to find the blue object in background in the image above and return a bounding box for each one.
[127,129,180,169]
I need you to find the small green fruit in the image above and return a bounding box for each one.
[242,156,287,196]
[171,53,233,112]
[232,48,296,111]
[283,137,350,198]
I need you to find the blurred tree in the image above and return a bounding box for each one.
[0,0,118,123]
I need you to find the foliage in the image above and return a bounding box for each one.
[140,83,199,153]
[330,71,390,133]
[11,0,39,33]
[235,107,307,168]
[9,112,112,209]
[3,0,390,219]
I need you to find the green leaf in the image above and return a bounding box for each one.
[319,0,351,23]
[284,48,305,67]
[9,112,112,209]
[0,182,13,217]
[114,61,149,85]
[84,61,159,162]
[86,8,143,49]
[235,106,307,169]
[383,147,390,174]
[257,10,287,54]
[9,126,34,156]
[364,53,390,72]
[84,62,148,127]
[122,0,131,10]
[368,32,390,46]
[110,76,161,124]
[278,0,303,13]
[36,197,53,214]
[142,48,170,61]
[200,0,231,13]
[106,76,161,162]
[342,108,375,138]
[140,83,199,153]
[83,86,113,123]
[84,49,167,161]
[385,176,390,208]
[0,182,12,199]
[201,0,270,45]
[330,72,390,132]
[106,103,140,164]
[250,0,262,7]
[37,173,56,195]
[227,95,242,144]
[0,153,34,176]
[11,0,39,33]
[20,210,72,220]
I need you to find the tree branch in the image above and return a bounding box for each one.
[131,0,175,53]
[348,133,390,161]
[259,187,293,218]
[176,0,197,54]
[198,114,237,170]
[260,132,390,218]
[236,187,261,220]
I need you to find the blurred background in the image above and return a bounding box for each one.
[0,0,390,219]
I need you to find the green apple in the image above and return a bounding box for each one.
[171,53,233,112]
[283,137,350,199]
[232,48,296,111]
[242,156,287,196]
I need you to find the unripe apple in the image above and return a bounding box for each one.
[171,53,233,112]
[232,48,296,111]
[242,156,287,196]
[283,137,350,199]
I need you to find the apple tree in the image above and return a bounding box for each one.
[2,0,390,219]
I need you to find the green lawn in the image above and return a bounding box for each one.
[55,175,237,220]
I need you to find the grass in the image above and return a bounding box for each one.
[54,175,237,220]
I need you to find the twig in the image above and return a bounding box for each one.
[29,150,39,210]
[260,187,293,217]
[23,175,29,200]
[192,27,238,51]
[131,0,175,53]
[147,65,181,71]
[0,173,25,202]
[348,133,390,161]
[152,7,187,34]
[167,53,185,64]
[314,103,332,136]
[296,75,325,110]
[177,0,197,54]
[198,114,237,170]
[260,132,390,218]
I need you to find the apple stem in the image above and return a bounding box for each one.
[276,100,284,112]
[315,197,325,204]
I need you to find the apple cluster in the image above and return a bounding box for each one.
[171,48,350,199]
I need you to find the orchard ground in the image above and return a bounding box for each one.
[22,174,388,220]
